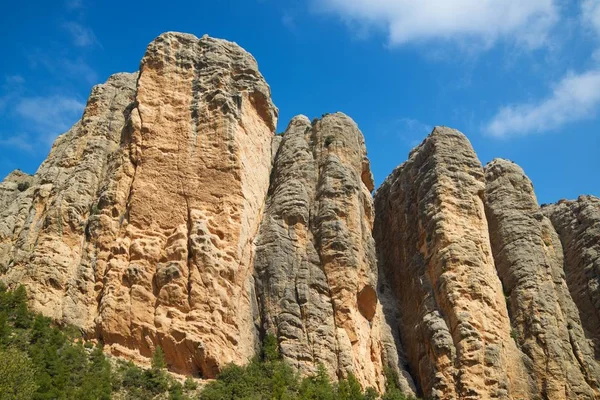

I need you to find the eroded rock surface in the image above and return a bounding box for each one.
[543,196,600,357]
[374,128,530,399]
[1,30,599,398]
[0,32,278,378]
[485,159,600,399]
[254,114,415,394]
[0,72,137,325]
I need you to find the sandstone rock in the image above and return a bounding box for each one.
[543,196,600,358]
[374,128,530,399]
[485,159,600,399]
[254,113,416,394]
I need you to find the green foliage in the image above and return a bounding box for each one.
[184,376,198,391]
[0,285,418,400]
[0,284,196,400]
[0,346,38,400]
[152,345,168,370]
[17,181,30,192]
[381,367,419,400]
[324,135,335,147]
[200,334,413,400]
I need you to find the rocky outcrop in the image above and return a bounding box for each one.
[374,128,531,399]
[484,159,600,399]
[87,32,277,376]
[2,31,599,398]
[543,196,600,357]
[254,114,416,394]
[0,32,278,378]
[0,72,137,323]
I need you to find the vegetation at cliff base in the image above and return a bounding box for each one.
[0,283,416,399]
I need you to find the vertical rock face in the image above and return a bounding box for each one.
[543,196,600,356]
[484,159,600,399]
[374,128,530,399]
[0,32,278,378]
[88,32,277,376]
[1,31,599,396]
[254,114,415,394]
[0,72,138,324]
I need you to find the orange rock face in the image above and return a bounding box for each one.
[374,129,532,399]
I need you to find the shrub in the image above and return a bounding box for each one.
[325,135,335,147]
[0,347,38,400]
[184,376,198,390]
[17,181,30,192]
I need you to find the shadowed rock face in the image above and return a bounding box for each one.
[254,114,416,394]
[484,159,600,399]
[543,196,600,357]
[1,31,600,398]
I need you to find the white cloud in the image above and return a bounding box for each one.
[582,0,600,36]
[15,95,84,136]
[484,69,600,137]
[63,21,98,48]
[0,134,36,153]
[315,0,558,49]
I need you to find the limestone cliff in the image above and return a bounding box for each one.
[0,32,278,378]
[1,31,600,399]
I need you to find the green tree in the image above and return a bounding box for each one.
[152,345,167,370]
[0,347,38,400]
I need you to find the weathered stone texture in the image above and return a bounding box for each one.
[254,113,416,394]
[374,128,530,399]
[0,72,137,327]
[2,30,599,398]
[543,196,600,357]
[87,32,277,376]
[485,159,600,399]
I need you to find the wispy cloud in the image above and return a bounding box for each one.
[484,69,600,138]
[582,0,600,36]
[65,0,83,10]
[313,0,558,50]
[0,94,84,155]
[28,50,98,85]
[0,133,36,153]
[63,21,99,48]
[15,95,84,135]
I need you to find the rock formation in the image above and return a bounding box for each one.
[484,159,599,399]
[254,114,415,394]
[1,32,599,398]
[543,196,600,357]
[374,128,531,399]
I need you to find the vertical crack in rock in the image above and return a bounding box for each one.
[254,113,417,394]
[484,159,600,399]
[374,127,530,400]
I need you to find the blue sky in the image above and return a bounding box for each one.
[0,0,598,204]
